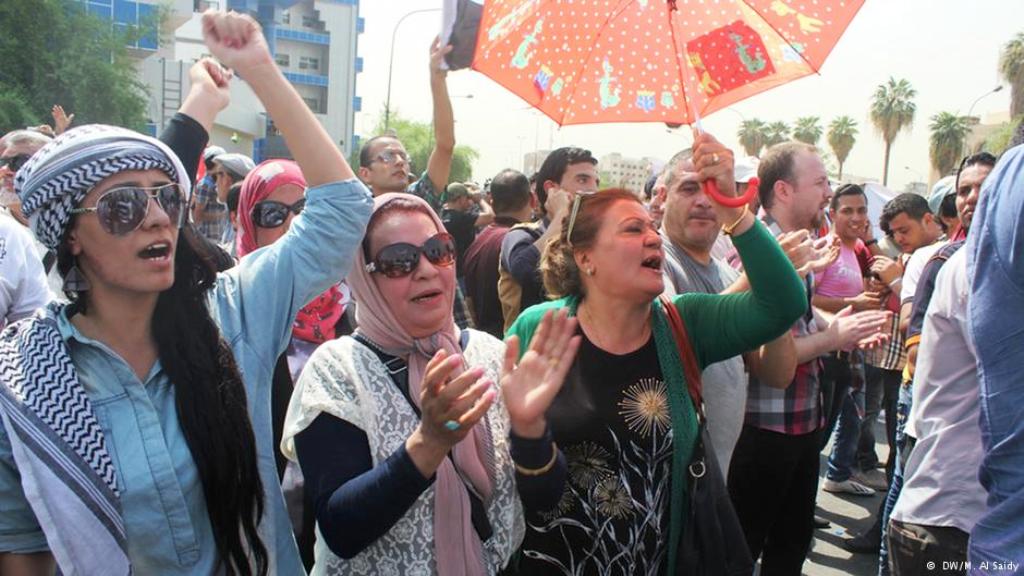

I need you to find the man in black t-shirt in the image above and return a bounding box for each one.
[441,182,493,280]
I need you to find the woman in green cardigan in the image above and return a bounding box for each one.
[502,133,807,575]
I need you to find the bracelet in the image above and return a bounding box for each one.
[515,442,559,477]
[722,205,751,236]
[888,277,901,289]
[865,238,878,246]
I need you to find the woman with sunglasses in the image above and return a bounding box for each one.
[281,193,579,575]
[504,133,808,575]
[0,11,372,576]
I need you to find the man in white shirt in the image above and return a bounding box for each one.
[888,249,981,574]
[0,214,53,328]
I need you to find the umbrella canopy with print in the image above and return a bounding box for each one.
[472,0,864,127]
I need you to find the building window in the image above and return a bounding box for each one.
[275,53,290,67]
[281,10,290,24]
[299,56,319,71]
[302,14,319,28]
[302,97,320,113]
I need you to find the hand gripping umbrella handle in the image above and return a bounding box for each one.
[703,177,759,208]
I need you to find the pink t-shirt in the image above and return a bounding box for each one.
[816,238,868,298]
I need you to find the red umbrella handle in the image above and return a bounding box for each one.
[703,177,760,208]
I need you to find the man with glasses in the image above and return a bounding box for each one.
[0,130,52,227]
[356,39,457,213]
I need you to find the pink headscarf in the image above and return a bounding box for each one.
[237,160,344,343]
[349,192,494,576]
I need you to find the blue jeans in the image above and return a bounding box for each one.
[879,383,913,576]
[826,388,865,482]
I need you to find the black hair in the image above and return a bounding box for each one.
[936,193,959,233]
[489,168,531,214]
[829,183,866,211]
[757,141,817,210]
[954,151,997,192]
[227,182,243,213]
[57,224,268,576]
[358,134,399,168]
[534,147,597,216]
[880,193,930,236]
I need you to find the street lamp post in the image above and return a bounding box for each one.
[967,85,1004,120]
[384,8,441,131]
[904,165,924,181]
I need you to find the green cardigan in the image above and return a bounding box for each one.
[506,219,807,572]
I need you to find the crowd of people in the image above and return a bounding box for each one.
[0,9,1022,576]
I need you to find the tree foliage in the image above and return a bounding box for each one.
[370,109,480,184]
[0,0,152,133]
[763,121,791,147]
[928,111,970,177]
[870,77,916,186]
[981,115,1023,156]
[827,116,858,180]
[737,119,767,157]
[1000,32,1024,118]
[793,116,823,146]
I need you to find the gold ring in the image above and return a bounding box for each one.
[711,152,720,165]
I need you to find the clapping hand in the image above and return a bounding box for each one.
[501,310,582,439]
[416,351,497,450]
[828,307,892,352]
[777,230,840,278]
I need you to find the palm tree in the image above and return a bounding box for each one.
[793,116,823,146]
[737,119,767,157]
[1000,32,1024,117]
[870,77,917,186]
[929,112,970,177]
[763,121,791,147]
[827,116,858,180]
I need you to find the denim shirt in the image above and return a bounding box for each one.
[967,144,1024,567]
[0,179,372,574]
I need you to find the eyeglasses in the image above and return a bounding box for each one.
[71,183,185,235]
[251,197,305,229]
[372,150,410,166]
[0,154,32,173]
[365,233,456,278]
[566,191,598,247]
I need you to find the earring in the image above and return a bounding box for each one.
[63,260,91,293]
[585,268,595,276]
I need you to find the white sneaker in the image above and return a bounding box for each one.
[823,478,875,496]
[853,469,889,492]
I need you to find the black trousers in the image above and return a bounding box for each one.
[728,425,823,576]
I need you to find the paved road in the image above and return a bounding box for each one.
[804,420,891,576]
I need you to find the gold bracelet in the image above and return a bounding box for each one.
[515,442,559,476]
[722,205,751,236]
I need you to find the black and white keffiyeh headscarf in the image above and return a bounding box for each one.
[15,124,190,249]
[1,125,189,575]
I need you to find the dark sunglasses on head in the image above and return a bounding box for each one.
[251,198,305,228]
[0,154,32,173]
[71,183,186,236]
[365,233,456,278]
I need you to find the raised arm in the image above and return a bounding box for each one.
[202,10,352,186]
[425,38,455,194]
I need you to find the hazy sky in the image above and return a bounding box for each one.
[353,0,1021,191]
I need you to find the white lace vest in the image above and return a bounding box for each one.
[282,330,524,576]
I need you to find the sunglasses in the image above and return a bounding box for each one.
[365,233,456,278]
[372,150,410,166]
[71,183,185,236]
[251,197,305,228]
[0,154,32,173]
[566,190,598,247]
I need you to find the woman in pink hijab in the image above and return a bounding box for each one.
[281,193,580,575]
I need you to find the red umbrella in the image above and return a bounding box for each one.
[472,0,864,205]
